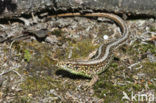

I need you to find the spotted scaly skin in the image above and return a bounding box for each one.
[50,13,128,78]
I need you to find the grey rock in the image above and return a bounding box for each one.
[1,0,156,18]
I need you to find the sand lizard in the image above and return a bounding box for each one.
[49,13,128,81]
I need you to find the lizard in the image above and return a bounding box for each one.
[49,13,129,86]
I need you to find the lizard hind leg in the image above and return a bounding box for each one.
[86,75,99,87]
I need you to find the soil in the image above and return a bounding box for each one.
[0,13,156,102]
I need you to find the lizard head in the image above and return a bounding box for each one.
[56,61,91,78]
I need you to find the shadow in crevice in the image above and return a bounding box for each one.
[0,0,17,14]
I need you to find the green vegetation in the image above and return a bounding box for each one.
[9,25,156,102]
[51,29,64,37]
[24,49,31,62]
[94,40,156,102]
[20,76,59,96]
[66,39,99,59]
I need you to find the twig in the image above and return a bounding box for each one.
[128,62,141,70]
[0,68,16,76]
[12,70,23,82]
[0,24,6,29]
[19,17,31,26]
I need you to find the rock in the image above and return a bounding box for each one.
[1,0,156,18]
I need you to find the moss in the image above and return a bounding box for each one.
[93,39,156,102]
[128,40,156,55]
[110,62,118,68]
[11,40,79,101]
[51,29,64,37]
[14,96,31,103]
[18,74,77,102]
[149,24,156,32]
[20,76,58,96]
[94,79,125,102]
[12,40,56,65]
[24,49,32,62]
[141,62,156,78]
[94,65,150,102]
[65,39,99,59]
[9,25,156,102]
[19,75,67,100]
[139,43,156,54]
[54,48,66,60]
[149,84,156,89]
[97,24,114,37]
[54,38,99,60]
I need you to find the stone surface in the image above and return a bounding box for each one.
[0,0,156,18]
